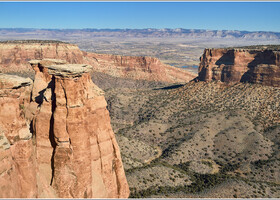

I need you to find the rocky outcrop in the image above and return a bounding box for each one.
[0,41,89,73]
[84,52,196,83]
[0,40,195,84]
[0,74,36,198]
[198,48,280,86]
[0,60,129,198]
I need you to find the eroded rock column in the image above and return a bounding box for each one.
[29,59,66,198]
[52,71,93,198]
[29,60,129,198]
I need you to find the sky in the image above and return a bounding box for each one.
[0,2,280,32]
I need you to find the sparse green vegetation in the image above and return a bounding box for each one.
[105,80,280,198]
[19,104,24,110]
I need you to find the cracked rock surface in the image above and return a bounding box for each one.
[0,59,129,198]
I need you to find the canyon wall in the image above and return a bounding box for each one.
[198,48,280,86]
[84,52,196,83]
[0,59,129,198]
[0,41,195,83]
[0,42,87,73]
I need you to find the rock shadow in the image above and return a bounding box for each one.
[240,50,276,83]
[153,84,184,90]
[215,50,235,66]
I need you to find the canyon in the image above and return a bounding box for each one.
[0,59,129,198]
[103,45,280,198]
[1,40,280,198]
[198,46,280,86]
[0,40,196,84]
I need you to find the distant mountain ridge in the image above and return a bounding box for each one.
[0,28,280,40]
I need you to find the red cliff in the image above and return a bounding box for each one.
[198,48,280,86]
[84,52,196,83]
[0,59,129,198]
[0,41,86,73]
[0,74,36,198]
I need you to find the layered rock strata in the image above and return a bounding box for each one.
[0,59,129,198]
[0,41,195,84]
[198,48,280,86]
[0,42,85,73]
[84,52,197,83]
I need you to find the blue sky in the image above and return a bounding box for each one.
[0,2,280,32]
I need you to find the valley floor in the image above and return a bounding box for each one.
[105,80,280,198]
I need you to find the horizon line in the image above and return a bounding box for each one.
[1,27,280,33]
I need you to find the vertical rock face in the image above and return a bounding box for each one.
[29,59,129,198]
[0,60,129,198]
[198,48,280,86]
[0,74,36,198]
[0,42,85,73]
